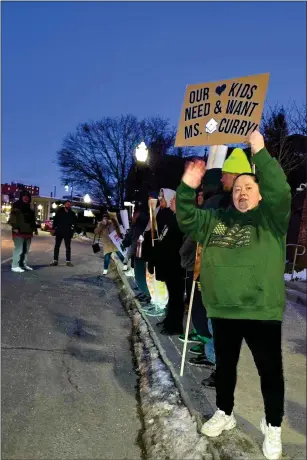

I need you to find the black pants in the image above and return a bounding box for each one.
[211,318,284,427]
[163,266,185,332]
[54,234,72,262]
[186,271,211,339]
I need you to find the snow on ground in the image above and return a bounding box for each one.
[126,300,212,460]
[284,269,307,281]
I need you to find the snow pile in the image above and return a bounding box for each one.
[284,269,307,281]
[129,306,212,460]
[74,234,92,242]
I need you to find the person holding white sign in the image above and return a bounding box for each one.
[176,131,291,460]
[94,214,125,275]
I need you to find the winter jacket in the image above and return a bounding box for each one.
[8,201,36,238]
[176,148,291,321]
[152,208,184,281]
[94,220,121,255]
[53,207,77,236]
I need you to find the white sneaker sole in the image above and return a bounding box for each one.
[11,269,25,273]
[145,310,165,317]
[260,419,282,460]
[201,417,237,437]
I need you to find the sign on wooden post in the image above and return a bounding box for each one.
[175,73,270,147]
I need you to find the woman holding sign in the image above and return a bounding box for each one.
[176,131,291,460]
[94,214,125,275]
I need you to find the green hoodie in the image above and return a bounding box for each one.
[176,148,291,321]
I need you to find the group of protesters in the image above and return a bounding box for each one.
[97,131,290,460]
[7,130,290,460]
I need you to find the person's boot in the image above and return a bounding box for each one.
[66,261,73,267]
[189,343,205,355]
[178,329,202,344]
[188,354,215,368]
[201,370,216,389]
[50,261,58,266]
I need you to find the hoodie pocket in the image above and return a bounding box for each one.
[205,266,262,307]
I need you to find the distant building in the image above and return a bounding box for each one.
[1,182,40,201]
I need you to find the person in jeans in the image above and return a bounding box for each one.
[50,200,77,267]
[122,203,151,302]
[94,214,125,275]
[8,190,38,273]
[176,131,291,460]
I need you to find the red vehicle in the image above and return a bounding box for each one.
[41,219,53,232]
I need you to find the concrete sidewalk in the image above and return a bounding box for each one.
[117,262,306,460]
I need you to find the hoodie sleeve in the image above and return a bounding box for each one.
[252,148,291,235]
[8,208,19,230]
[176,182,217,243]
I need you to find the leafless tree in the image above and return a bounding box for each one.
[261,104,306,175]
[289,102,307,136]
[57,115,190,207]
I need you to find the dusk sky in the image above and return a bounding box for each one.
[2,1,306,197]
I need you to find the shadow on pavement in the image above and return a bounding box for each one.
[287,337,307,356]
[49,312,103,344]
[286,399,307,436]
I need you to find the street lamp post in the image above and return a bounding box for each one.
[65,183,74,199]
[84,194,91,205]
[83,194,91,236]
[135,142,149,202]
[135,142,148,163]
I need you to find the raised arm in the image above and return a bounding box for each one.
[249,131,291,235]
[176,159,216,243]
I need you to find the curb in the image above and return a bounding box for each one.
[114,259,212,460]
[113,258,272,460]
[286,288,306,306]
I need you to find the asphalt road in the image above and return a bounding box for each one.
[1,224,143,460]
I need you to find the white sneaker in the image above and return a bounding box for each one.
[23,266,33,271]
[125,268,135,277]
[122,264,128,271]
[103,269,108,275]
[260,417,282,460]
[11,267,25,273]
[201,409,236,437]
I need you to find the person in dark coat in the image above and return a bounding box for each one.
[153,189,185,335]
[8,190,38,273]
[50,200,77,266]
[122,202,151,301]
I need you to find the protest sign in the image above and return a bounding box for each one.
[120,210,130,232]
[206,145,228,170]
[175,73,270,147]
[109,230,127,257]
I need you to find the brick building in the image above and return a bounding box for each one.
[1,182,40,201]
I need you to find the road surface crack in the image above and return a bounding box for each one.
[2,345,70,354]
[61,356,80,393]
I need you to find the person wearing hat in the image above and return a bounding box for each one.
[179,148,252,386]
[8,190,38,273]
[176,131,291,460]
[50,200,77,267]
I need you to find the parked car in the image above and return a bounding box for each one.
[41,219,53,232]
